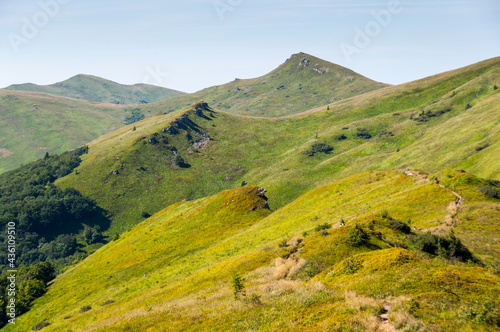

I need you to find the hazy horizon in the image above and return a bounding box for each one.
[1,0,499,93]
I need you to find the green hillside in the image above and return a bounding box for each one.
[142,52,389,117]
[5,74,185,105]
[56,57,500,234]
[0,54,385,173]
[0,90,160,173]
[7,170,500,331]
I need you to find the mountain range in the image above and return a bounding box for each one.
[0,53,388,174]
[0,54,499,331]
[4,74,185,105]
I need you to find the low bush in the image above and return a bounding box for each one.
[348,224,369,247]
[304,143,334,156]
[334,134,347,141]
[32,321,51,331]
[79,305,92,313]
[315,223,331,232]
[356,129,372,139]
[478,186,500,199]
[389,219,411,234]
[475,144,490,152]
[411,231,474,261]
[459,300,500,326]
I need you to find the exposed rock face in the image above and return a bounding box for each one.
[256,188,270,210]
[188,131,211,152]
[194,108,204,117]
[257,187,269,202]
[165,126,179,135]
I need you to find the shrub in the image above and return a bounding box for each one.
[231,272,245,300]
[79,305,92,313]
[32,321,51,331]
[389,219,411,234]
[18,279,46,312]
[356,129,372,139]
[27,261,56,285]
[478,186,500,199]
[319,230,329,236]
[475,144,490,152]
[408,299,420,315]
[102,300,115,306]
[315,223,331,232]
[412,232,438,254]
[278,239,288,248]
[380,210,389,219]
[460,300,500,326]
[465,103,472,110]
[141,211,151,218]
[83,226,101,244]
[348,224,369,247]
[335,134,347,141]
[304,143,334,156]
[411,231,474,261]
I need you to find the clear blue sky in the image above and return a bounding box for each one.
[0,0,499,93]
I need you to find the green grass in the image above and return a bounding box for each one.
[5,74,185,105]
[7,169,500,331]
[0,89,182,174]
[55,56,500,235]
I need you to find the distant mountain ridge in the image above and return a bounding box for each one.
[147,52,390,116]
[55,57,500,235]
[5,74,185,105]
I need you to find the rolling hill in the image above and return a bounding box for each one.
[140,52,390,117]
[55,56,500,235]
[1,56,499,331]
[0,53,387,174]
[0,90,162,173]
[6,169,500,331]
[4,74,185,105]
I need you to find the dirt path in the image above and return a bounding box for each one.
[378,302,397,331]
[404,170,464,233]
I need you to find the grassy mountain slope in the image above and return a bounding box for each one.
[8,170,500,331]
[56,57,500,234]
[5,74,185,105]
[142,52,389,117]
[0,90,161,173]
